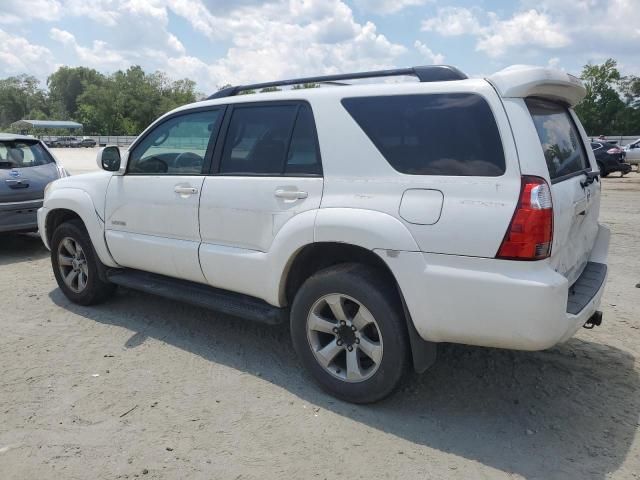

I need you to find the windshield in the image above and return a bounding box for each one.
[0,140,54,169]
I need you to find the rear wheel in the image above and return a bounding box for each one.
[51,219,116,305]
[290,264,408,403]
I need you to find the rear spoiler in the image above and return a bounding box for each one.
[487,65,586,107]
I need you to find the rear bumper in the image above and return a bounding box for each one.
[376,224,610,351]
[0,199,42,233]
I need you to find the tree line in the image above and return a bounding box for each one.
[0,66,198,135]
[0,59,638,136]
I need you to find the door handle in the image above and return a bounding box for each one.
[174,186,198,195]
[274,189,308,200]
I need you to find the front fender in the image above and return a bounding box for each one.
[42,188,119,267]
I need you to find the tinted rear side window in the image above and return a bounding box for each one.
[219,103,321,176]
[526,98,589,181]
[341,93,505,176]
[220,105,297,175]
[285,104,322,175]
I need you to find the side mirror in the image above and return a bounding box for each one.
[97,146,121,172]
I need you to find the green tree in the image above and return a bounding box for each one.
[292,82,320,89]
[47,66,104,118]
[574,59,626,135]
[0,75,48,128]
[260,86,281,93]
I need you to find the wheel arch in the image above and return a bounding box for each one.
[281,241,436,373]
[43,188,119,268]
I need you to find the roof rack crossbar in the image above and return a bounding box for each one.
[207,65,467,100]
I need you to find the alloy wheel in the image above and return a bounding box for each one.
[306,293,383,383]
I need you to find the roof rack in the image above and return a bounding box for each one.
[207,65,468,100]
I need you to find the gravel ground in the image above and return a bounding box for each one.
[1,150,639,479]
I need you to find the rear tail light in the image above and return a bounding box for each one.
[496,176,553,260]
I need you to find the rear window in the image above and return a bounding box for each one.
[526,98,590,181]
[341,93,505,176]
[0,140,54,169]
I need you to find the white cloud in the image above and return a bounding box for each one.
[547,57,561,69]
[50,28,125,69]
[0,29,53,76]
[476,10,570,57]
[163,0,407,89]
[27,0,408,93]
[353,0,431,15]
[0,0,62,24]
[414,41,444,65]
[421,7,570,58]
[421,7,483,36]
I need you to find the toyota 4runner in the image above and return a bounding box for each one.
[38,65,610,403]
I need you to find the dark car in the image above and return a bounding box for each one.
[590,141,631,177]
[0,134,68,233]
[50,136,81,148]
[78,137,97,147]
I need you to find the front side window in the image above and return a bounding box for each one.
[0,141,54,169]
[342,93,505,176]
[128,109,222,175]
[526,98,589,181]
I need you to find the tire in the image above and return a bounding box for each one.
[597,162,609,177]
[290,263,409,403]
[51,219,116,305]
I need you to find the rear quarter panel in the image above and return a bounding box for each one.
[310,80,521,258]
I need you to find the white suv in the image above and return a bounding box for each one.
[38,65,610,403]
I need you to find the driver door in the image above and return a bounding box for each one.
[105,107,224,283]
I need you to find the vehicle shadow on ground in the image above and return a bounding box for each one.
[0,233,48,267]
[50,287,639,480]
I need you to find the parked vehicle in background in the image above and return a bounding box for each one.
[0,133,69,233]
[78,137,97,147]
[591,141,631,177]
[49,136,82,148]
[38,65,609,403]
[623,138,640,170]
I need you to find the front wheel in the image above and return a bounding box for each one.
[51,219,116,305]
[290,264,409,403]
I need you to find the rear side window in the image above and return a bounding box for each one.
[341,93,505,176]
[526,98,589,181]
[220,103,321,176]
[0,141,54,168]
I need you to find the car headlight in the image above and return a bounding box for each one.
[44,181,53,199]
[56,165,70,178]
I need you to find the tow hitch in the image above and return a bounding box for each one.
[583,310,603,329]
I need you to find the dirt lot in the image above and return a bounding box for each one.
[1,150,639,479]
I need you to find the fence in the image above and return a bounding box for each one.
[588,135,639,146]
[39,133,640,148]
[39,135,138,147]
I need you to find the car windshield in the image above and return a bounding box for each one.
[0,140,54,169]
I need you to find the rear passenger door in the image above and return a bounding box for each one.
[198,101,323,285]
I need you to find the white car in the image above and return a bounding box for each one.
[38,64,609,403]
[623,138,640,168]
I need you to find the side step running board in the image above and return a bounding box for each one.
[106,269,287,325]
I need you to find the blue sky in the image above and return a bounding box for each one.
[1,0,638,94]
